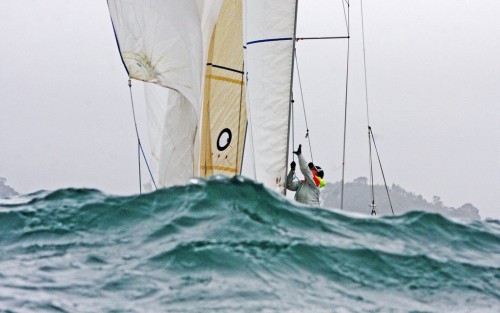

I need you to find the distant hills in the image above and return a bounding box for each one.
[321,177,481,221]
[0,177,18,198]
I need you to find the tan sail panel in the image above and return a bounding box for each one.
[200,0,247,178]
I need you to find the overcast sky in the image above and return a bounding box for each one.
[1,0,499,219]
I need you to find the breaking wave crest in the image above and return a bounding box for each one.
[1,176,499,312]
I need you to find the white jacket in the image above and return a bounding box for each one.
[286,154,320,205]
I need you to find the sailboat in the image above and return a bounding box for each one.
[107,0,298,193]
[107,0,392,213]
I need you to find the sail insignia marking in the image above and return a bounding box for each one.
[122,52,162,84]
[217,128,232,151]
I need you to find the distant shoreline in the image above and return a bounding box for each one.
[321,177,481,220]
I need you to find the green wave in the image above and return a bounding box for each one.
[0,176,499,312]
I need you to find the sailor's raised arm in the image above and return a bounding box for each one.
[298,153,316,188]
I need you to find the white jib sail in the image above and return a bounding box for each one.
[243,0,298,193]
[108,0,222,187]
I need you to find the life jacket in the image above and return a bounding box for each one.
[317,176,326,188]
[306,176,324,188]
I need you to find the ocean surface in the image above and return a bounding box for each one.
[0,176,498,313]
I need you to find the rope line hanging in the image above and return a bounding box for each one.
[244,72,258,179]
[360,0,376,215]
[290,97,299,181]
[360,0,394,215]
[369,127,395,215]
[241,0,255,179]
[342,0,349,32]
[368,128,376,215]
[340,0,351,211]
[127,79,158,193]
[236,60,245,175]
[291,98,295,162]
[294,49,314,163]
[360,0,370,126]
[288,2,352,203]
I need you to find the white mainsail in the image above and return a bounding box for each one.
[243,0,298,193]
[107,0,222,187]
[200,0,247,177]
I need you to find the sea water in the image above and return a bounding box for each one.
[0,177,498,312]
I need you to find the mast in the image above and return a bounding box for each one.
[285,0,300,195]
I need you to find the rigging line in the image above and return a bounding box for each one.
[363,0,376,212]
[340,0,351,211]
[294,50,314,163]
[361,0,383,215]
[296,36,349,41]
[138,143,157,190]
[291,99,295,162]
[203,59,214,178]
[203,101,209,177]
[128,80,141,144]
[202,72,208,178]
[284,0,300,196]
[331,164,344,172]
[368,127,376,213]
[246,72,257,179]
[138,144,141,193]
[127,79,158,192]
[242,0,256,179]
[360,0,371,126]
[128,79,142,193]
[291,98,298,181]
[236,60,245,175]
[341,0,349,31]
[369,127,395,215]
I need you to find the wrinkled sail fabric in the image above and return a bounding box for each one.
[144,84,199,187]
[243,0,297,193]
[108,0,222,187]
[108,0,205,104]
[200,0,247,177]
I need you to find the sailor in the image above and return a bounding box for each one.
[286,144,325,206]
